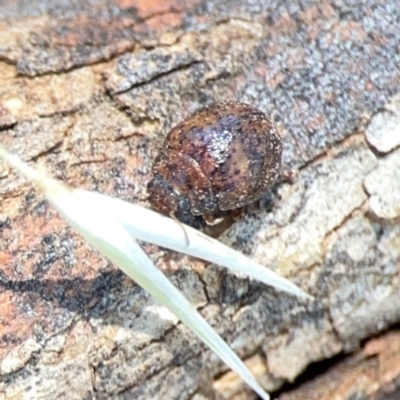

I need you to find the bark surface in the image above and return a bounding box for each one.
[0,1,400,399]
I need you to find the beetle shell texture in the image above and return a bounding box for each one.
[147,101,282,228]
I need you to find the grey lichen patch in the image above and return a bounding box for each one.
[265,321,343,382]
[365,112,400,154]
[364,149,400,220]
[239,1,400,167]
[365,93,400,153]
[377,223,400,262]
[2,358,94,400]
[1,321,93,399]
[0,338,41,375]
[323,213,400,350]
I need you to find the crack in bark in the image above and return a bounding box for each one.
[109,60,203,96]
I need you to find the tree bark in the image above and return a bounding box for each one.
[1,1,400,399]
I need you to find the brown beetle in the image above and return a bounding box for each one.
[147,101,282,229]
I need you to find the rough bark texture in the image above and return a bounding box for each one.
[1,1,400,399]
